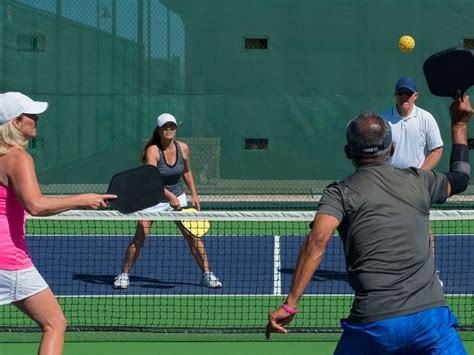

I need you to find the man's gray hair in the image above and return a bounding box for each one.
[346,112,392,159]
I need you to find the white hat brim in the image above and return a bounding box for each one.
[24,101,48,115]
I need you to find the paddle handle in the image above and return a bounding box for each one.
[467,138,474,150]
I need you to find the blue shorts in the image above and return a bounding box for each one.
[334,307,466,355]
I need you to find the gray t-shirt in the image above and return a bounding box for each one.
[318,162,448,322]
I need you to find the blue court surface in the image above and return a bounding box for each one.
[27,235,473,296]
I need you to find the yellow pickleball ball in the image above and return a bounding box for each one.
[399,35,415,52]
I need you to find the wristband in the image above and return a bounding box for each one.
[450,144,470,177]
[280,304,298,315]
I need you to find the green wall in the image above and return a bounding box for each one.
[2,0,474,194]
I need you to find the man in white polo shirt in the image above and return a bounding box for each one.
[381,77,444,286]
[381,76,443,170]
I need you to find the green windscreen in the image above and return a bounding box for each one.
[1,0,474,201]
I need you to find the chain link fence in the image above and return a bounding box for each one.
[2,0,474,208]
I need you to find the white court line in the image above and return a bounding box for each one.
[273,235,281,296]
[56,294,351,298]
[56,293,473,298]
[28,233,474,238]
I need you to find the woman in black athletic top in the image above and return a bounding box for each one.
[114,113,222,289]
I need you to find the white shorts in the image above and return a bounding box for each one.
[0,266,49,305]
[141,193,188,213]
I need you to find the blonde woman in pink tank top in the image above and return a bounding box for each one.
[0,92,116,355]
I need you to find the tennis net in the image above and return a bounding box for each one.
[0,209,472,335]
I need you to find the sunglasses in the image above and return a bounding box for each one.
[16,113,39,121]
[160,123,177,130]
[395,90,414,97]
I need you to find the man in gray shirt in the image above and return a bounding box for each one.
[266,94,472,354]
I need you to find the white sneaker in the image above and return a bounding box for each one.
[114,273,129,289]
[200,272,222,288]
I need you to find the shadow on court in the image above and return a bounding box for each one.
[73,273,198,289]
[280,268,350,283]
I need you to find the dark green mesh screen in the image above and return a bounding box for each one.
[1,0,474,202]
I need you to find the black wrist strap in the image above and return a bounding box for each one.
[450,144,470,177]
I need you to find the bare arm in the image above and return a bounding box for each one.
[180,142,200,210]
[9,150,115,216]
[266,213,340,338]
[446,94,473,196]
[420,147,443,170]
[450,96,471,146]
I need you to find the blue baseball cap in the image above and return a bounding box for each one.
[395,77,417,93]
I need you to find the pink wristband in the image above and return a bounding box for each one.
[280,304,298,315]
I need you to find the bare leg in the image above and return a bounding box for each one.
[176,222,210,273]
[14,288,66,355]
[121,220,153,273]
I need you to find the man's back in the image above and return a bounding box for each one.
[319,163,448,322]
[267,99,472,353]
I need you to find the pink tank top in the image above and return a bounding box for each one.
[0,185,32,270]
